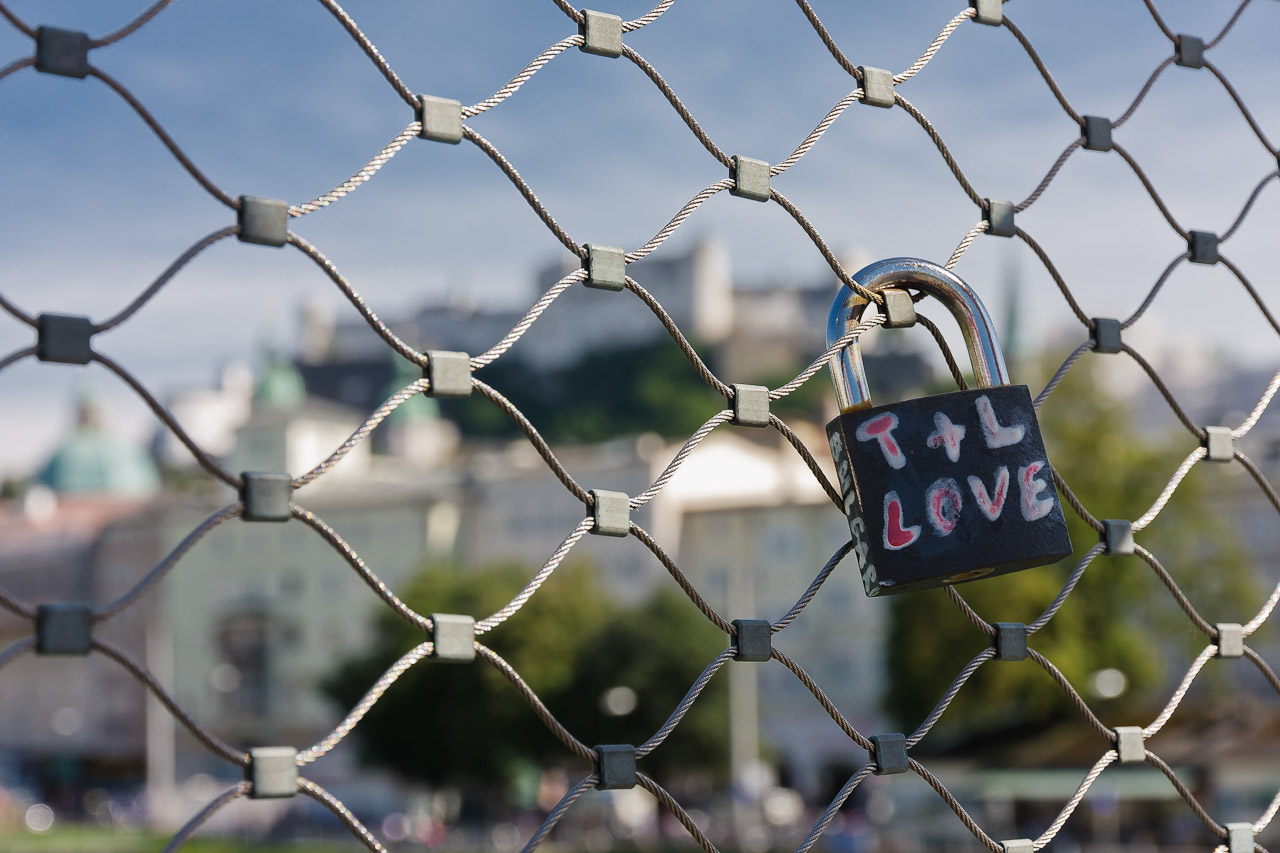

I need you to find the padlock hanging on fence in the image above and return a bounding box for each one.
[825,258,1073,597]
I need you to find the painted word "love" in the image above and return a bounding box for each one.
[854,395,1055,552]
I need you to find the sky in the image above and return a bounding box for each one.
[0,0,1277,477]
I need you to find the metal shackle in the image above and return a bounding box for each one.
[826,257,1011,413]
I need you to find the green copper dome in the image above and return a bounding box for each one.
[254,358,306,408]
[34,400,160,497]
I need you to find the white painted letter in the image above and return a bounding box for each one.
[926,412,967,462]
[976,394,1025,448]
[1018,460,1054,521]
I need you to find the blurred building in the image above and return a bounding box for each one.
[0,233,948,828]
[148,360,460,787]
[0,398,161,801]
[517,240,733,371]
[150,363,254,471]
[671,429,887,798]
[8,241,1278,842]
[324,240,732,374]
[0,372,895,819]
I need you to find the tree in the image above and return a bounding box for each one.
[322,560,729,790]
[442,340,725,443]
[883,356,1255,740]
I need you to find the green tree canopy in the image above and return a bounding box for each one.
[443,340,725,443]
[884,356,1254,741]
[323,561,729,789]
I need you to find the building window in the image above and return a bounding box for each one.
[216,612,271,717]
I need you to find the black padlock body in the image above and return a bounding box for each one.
[827,384,1073,596]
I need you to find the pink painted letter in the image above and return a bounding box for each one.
[925,477,964,536]
[883,491,921,550]
[857,413,906,470]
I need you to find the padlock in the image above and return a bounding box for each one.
[826,258,1073,596]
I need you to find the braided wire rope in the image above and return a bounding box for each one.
[0,0,1276,849]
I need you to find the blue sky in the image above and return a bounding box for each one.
[0,0,1277,476]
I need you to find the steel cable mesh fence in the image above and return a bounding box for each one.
[0,0,1277,851]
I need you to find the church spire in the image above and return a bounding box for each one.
[1001,255,1024,376]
